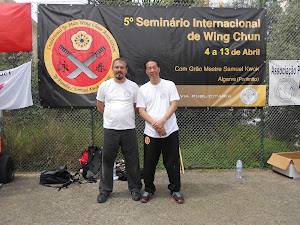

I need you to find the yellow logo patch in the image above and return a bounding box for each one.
[145,136,150,145]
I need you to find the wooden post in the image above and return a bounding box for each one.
[179,146,184,174]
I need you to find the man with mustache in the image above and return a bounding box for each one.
[96,58,142,203]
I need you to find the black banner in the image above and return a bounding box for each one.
[38,5,266,107]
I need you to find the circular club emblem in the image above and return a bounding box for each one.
[240,87,258,105]
[44,19,119,94]
[275,78,297,103]
[160,93,167,100]
[124,90,131,97]
[145,136,150,145]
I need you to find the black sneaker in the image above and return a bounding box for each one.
[131,191,141,201]
[170,191,184,204]
[97,192,109,203]
[140,191,154,203]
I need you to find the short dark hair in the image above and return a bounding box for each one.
[144,59,160,69]
[112,58,128,68]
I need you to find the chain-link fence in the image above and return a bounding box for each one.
[0,0,299,172]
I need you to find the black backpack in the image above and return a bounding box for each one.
[80,146,102,182]
[0,152,15,184]
[39,165,80,191]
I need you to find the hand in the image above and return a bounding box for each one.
[157,127,166,136]
[152,122,166,136]
[152,119,166,131]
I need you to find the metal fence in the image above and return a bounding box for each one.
[0,0,299,172]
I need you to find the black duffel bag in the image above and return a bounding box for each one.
[0,152,15,184]
[40,165,80,191]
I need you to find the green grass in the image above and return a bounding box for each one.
[2,109,298,172]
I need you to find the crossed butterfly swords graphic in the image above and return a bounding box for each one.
[59,45,106,79]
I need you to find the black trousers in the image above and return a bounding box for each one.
[143,131,181,194]
[99,128,142,194]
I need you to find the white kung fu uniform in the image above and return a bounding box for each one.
[96,78,142,194]
[137,78,181,194]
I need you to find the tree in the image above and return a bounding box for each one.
[267,0,300,60]
[89,0,134,5]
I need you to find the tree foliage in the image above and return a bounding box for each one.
[267,0,300,60]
